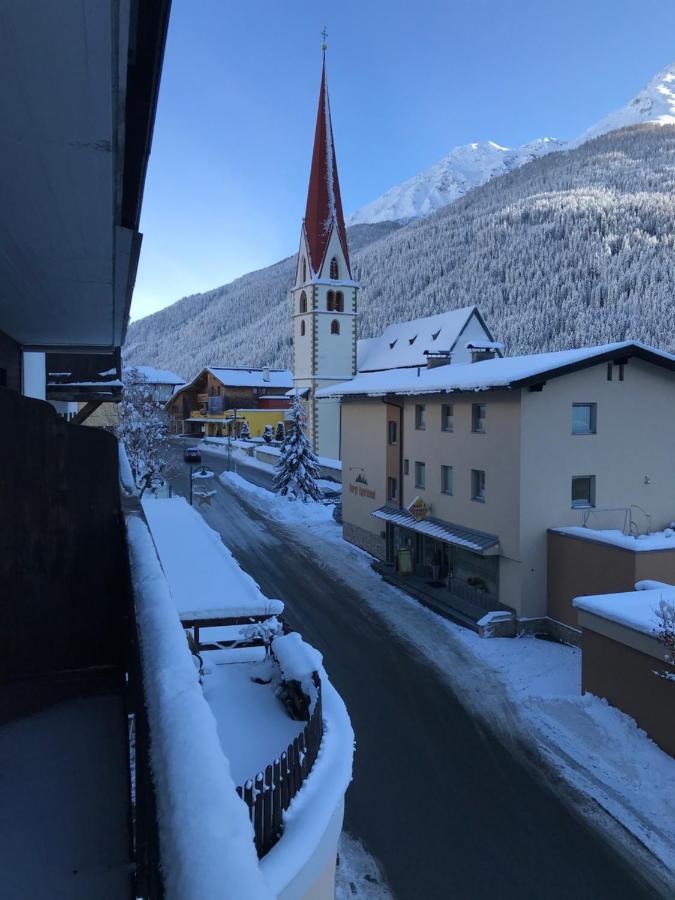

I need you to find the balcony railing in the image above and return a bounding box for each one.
[236,673,324,857]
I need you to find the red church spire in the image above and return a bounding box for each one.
[303,49,351,278]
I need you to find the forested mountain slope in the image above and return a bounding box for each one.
[125,126,675,377]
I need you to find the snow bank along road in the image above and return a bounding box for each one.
[164,445,665,900]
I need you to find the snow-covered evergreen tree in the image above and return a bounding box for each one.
[116,367,169,496]
[262,424,274,443]
[274,398,321,502]
[239,419,251,440]
[275,421,285,441]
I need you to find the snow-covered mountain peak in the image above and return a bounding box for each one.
[347,137,563,225]
[571,62,675,146]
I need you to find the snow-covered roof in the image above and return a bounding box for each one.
[573,588,673,637]
[552,526,675,552]
[319,341,675,399]
[125,365,185,385]
[207,367,293,389]
[142,497,284,619]
[357,307,494,373]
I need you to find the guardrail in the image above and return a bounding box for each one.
[236,674,323,857]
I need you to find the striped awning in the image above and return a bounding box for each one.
[372,505,500,555]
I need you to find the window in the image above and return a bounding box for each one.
[441,465,453,495]
[388,420,397,445]
[472,403,486,433]
[403,459,409,476]
[471,469,486,502]
[335,291,344,312]
[302,258,307,282]
[572,476,595,508]
[387,477,398,501]
[607,363,613,381]
[330,257,339,279]
[572,403,596,435]
[299,291,307,313]
[415,404,426,430]
[300,320,306,336]
[327,290,334,311]
[415,461,426,489]
[441,403,453,432]
[330,319,340,335]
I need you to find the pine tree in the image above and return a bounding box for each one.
[262,424,274,443]
[239,419,251,440]
[274,398,322,502]
[116,367,169,496]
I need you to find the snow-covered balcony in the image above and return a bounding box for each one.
[129,496,353,899]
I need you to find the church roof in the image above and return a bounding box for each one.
[303,56,351,278]
[357,307,492,372]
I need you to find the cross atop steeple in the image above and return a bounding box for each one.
[321,26,328,52]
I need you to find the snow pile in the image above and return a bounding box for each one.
[347,138,563,225]
[553,525,675,551]
[572,62,675,147]
[141,497,284,619]
[272,631,323,702]
[126,515,273,900]
[335,833,393,900]
[574,588,669,636]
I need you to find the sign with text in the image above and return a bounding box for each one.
[407,495,430,521]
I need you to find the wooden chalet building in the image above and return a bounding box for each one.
[167,366,293,437]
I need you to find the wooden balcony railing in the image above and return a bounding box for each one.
[236,673,323,857]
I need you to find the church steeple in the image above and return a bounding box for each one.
[303,52,351,279]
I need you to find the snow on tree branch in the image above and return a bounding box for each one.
[116,367,170,496]
[273,398,321,503]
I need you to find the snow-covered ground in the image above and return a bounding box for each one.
[336,833,393,900]
[221,470,675,883]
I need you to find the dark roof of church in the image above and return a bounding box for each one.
[303,56,351,277]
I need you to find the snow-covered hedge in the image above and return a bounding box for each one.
[126,515,272,900]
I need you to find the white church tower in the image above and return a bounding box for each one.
[291,42,358,460]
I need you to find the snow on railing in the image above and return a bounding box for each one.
[236,672,324,858]
[126,515,273,900]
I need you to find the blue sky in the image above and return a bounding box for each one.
[131,0,675,321]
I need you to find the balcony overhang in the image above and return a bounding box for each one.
[0,0,170,350]
[46,350,123,403]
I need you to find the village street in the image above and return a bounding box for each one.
[164,442,665,900]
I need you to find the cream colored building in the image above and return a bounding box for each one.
[319,342,675,626]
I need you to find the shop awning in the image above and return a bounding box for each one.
[372,505,500,555]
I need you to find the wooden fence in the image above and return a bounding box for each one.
[236,673,324,857]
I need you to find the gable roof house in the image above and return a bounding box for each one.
[319,340,675,637]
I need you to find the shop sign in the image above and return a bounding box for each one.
[408,495,430,521]
[348,468,376,500]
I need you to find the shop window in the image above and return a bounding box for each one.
[388,420,397,445]
[471,469,486,502]
[472,403,486,433]
[441,403,453,432]
[572,475,595,508]
[387,476,398,502]
[441,465,453,495]
[414,461,426,489]
[415,404,426,430]
[331,320,340,335]
[572,403,596,435]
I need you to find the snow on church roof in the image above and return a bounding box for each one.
[320,341,675,399]
[357,306,489,373]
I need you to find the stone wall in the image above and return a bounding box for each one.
[343,521,386,561]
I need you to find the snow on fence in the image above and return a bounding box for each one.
[236,673,324,858]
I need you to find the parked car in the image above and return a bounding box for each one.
[184,447,202,463]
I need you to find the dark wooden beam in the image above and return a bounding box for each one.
[71,400,103,425]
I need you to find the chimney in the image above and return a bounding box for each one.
[466,341,503,363]
[262,366,270,383]
[424,350,452,369]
